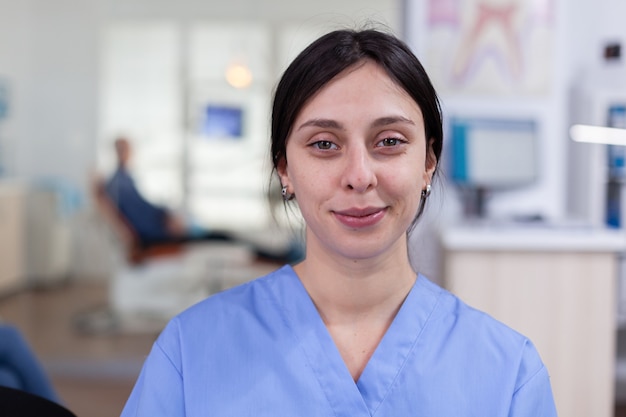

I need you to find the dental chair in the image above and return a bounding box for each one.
[86,177,255,333]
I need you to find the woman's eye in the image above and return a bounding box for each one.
[312,140,337,150]
[378,137,402,147]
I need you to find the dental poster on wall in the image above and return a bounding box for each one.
[425,0,556,96]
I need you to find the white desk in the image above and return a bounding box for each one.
[440,223,625,417]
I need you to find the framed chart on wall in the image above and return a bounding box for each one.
[425,0,556,97]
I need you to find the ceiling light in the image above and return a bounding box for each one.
[225,63,252,89]
[570,124,626,146]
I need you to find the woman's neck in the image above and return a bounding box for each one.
[293,246,416,323]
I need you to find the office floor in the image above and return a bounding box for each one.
[1,278,626,417]
[0,279,157,417]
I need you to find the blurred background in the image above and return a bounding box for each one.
[1,0,626,416]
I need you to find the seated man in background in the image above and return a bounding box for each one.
[105,137,193,247]
[104,137,302,263]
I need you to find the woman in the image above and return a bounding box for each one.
[120,28,557,416]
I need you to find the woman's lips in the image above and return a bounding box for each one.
[333,207,387,228]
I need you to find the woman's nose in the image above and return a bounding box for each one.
[340,147,377,192]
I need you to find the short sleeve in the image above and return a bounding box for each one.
[508,343,558,417]
[120,322,185,416]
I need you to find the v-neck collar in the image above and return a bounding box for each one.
[273,265,442,417]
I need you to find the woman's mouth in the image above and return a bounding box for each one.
[333,207,387,228]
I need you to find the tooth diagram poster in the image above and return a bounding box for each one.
[426,0,556,96]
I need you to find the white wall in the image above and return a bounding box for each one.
[0,0,399,198]
[0,2,33,177]
[0,0,102,192]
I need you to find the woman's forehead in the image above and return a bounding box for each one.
[292,61,422,125]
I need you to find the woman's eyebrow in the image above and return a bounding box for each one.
[296,115,414,131]
[371,116,415,127]
[297,118,344,131]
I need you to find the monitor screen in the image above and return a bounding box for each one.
[201,104,244,139]
[450,118,538,189]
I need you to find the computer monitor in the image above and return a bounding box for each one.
[201,104,244,139]
[449,117,538,217]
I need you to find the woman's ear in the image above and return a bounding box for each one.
[423,138,437,183]
[277,157,289,187]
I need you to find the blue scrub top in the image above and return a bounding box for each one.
[121,265,557,416]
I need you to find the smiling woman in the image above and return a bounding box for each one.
[120,27,558,417]
[278,61,433,267]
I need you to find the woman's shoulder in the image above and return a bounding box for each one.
[152,265,299,364]
[418,276,542,364]
[164,265,296,329]
[414,277,552,407]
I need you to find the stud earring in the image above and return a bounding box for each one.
[281,185,294,201]
[421,184,431,198]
